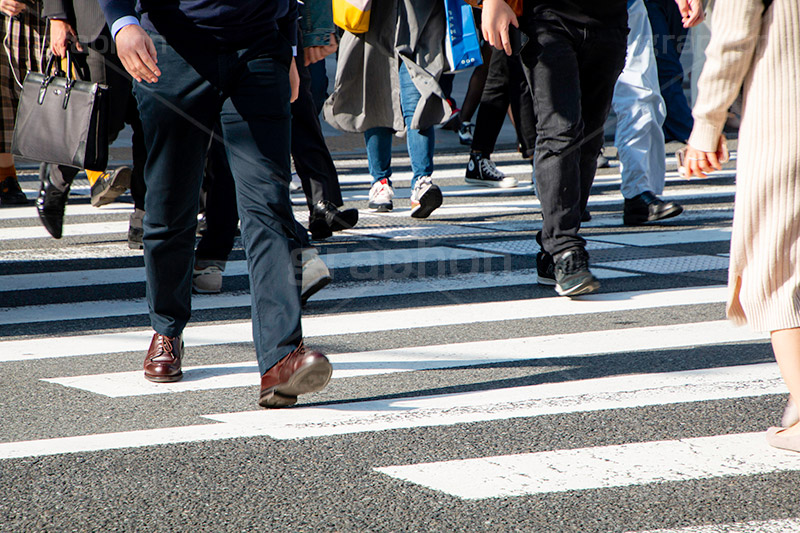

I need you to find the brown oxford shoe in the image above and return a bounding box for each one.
[144,333,184,383]
[259,342,332,408]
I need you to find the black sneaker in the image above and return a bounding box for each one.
[554,247,599,297]
[536,250,556,286]
[465,153,518,188]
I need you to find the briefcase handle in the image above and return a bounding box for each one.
[37,51,78,109]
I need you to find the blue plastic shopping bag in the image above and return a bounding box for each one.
[443,0,483,72]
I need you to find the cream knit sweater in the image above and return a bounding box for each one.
[689,0,800,331]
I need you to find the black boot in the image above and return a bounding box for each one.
[309,200,358,241]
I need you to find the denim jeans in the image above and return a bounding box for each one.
[364,62,435,190]
[133,31,302,374]
[613,0,667,199]
[645,0,693,142]
[519,11,627,257]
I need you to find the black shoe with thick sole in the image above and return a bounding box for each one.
[554,248,600,297]
[623,191,683,225]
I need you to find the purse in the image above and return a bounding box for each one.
[332,0,372,34]
[443,0,483,72]
[11,52,109,171]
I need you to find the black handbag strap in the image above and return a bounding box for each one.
[37,51,78,109]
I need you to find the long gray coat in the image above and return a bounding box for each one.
[323,0,449,134]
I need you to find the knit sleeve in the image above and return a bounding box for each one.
[688,0,764,152]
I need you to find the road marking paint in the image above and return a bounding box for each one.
[631,518,800,533]
[0,247,498,293]
[374,431,800,499]
[0,220,130,240]
[42,320,768,397]
[592,227,732,247]
[0,268,638,326]
[0,286,728,362]
[10,363,783,459]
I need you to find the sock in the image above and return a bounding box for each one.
[86,170,102,186]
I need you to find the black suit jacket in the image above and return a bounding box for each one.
[43,0,109,44]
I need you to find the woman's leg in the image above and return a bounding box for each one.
[770,328,800,435]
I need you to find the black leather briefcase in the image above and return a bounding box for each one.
[11,53,108,171]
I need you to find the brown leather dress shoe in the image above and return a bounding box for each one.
[259,342,332,408]
[144,333,184,383]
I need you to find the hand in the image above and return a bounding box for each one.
[290,57,299,103]
[115,24,160,83]
[482,0,519,56]
[50,19,83,57]
[0,0,27,17]
[683,136,727,179]
[303,33,338,67]
[675,0,704,28]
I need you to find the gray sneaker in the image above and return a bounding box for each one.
[192,259,225,294]
[128,208,144,250]
[554,248,599,297]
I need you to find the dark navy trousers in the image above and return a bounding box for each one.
[133,32,302,375]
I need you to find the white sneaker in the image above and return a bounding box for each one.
[192,260,225,294]
[300,247,331,304]
[409,176,442,219]
[368,179,394,212]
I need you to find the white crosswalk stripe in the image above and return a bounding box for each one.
[2,149,797,530]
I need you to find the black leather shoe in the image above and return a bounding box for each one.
[623,191,683,226]
[0,176,31,206]
[309,200,358,240]
[36,180,69,239]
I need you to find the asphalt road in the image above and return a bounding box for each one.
[1,144,799,533]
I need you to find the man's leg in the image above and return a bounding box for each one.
[398,62,441,218]
[133,33,219,340]
[466,48,518,188]
[364,127,395,212]
[645,0,693,142]
[521,18,585,257]
[614,0,667,199]
[293,42,358,240]
[614,0,683,225]
[220,53,302,375]
[222,49,331,407]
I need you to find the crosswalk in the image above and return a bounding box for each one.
[2,150,799,531]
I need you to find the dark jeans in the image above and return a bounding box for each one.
[48,33,146,210]
[519,12,627,257]
[196,130,312,263]
[292,37,344,210]
[471,38,537,159]
[133,31,301,374]
[644,0,693,142]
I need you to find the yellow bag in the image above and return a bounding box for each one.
[332,0,372,34]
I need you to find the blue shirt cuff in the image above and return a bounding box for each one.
[111,16,141,40]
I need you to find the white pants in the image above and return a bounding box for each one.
[612,0,667,199]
